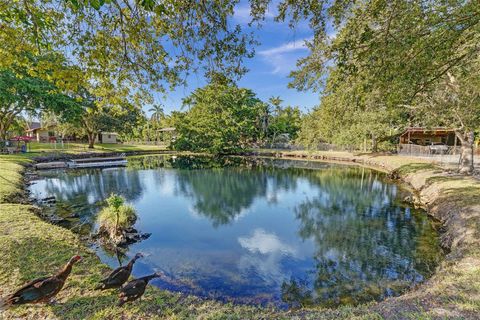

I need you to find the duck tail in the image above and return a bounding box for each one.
[0,296,10,311]
[94,284,105,290]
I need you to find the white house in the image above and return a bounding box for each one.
[25,122,56,142]
[98,132,118,144]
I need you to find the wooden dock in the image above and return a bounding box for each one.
[68,155,127,168]
[35,162,68,170]
[35,154,128,170]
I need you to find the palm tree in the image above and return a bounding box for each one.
[268,96,284,147]
[149,104,164,123]
[259,102,271,140]
[268,96,283,114]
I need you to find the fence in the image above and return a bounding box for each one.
[397,143,480,168]
[397,143,463,156]
[262,142,358,152]
[122,140,169,147]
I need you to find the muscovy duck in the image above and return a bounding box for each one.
[95,253,143,290]
[117,272,163,306]
[0,255,82,309]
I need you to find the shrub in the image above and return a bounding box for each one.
[97,204,137,231]
[97,194,137,245]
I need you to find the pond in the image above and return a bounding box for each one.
[29,155,443,308]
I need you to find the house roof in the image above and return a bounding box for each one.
[26,122,41,132]
[400,127,455,136]
[25,122,57,132]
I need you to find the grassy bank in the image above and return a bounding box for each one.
[18,142,167,158]
[0,151,479,319]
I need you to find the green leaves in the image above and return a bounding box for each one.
[290,0,480,151]
[88,0,104,10]
[106,193,125,212]
[140,0,156,11]
[172,81,263,154]
[66,0,107,10]
[0,63,81,139]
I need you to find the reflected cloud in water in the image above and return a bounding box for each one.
[239,228,296,256]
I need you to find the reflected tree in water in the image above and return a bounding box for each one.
[281,278,314,309]
[170,156,309,226]
[284,166,442,307]
[175,168,268,227]
[36,168,145,233]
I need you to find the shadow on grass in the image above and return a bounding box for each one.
[437,186,480,208]
[51,294,119,320]
[425,175,466,186]
[396,163,440,175]
[0,173,21,190]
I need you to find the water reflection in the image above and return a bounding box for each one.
[174,168,268,227]
[287,167,440,306]
[29,155,442,307]
[29,167,145,232]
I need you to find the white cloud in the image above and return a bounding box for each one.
[238,228,296,255]
[258,38,310,57]
[237,228,298,284]
[258,38,312,75]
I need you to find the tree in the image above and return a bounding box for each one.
[0,63,80,141]
[146,104,165,142]
[149,104,164,123]
[413,68,480,173]
[268,96,283,111]
[297,69,406,151]
[75,92,145,148]
[98,193,137,246]
[263,0,479,172]
[2,0,262,146]
[107,194,124,240]
[173,81,263,154]
[258,102,271,141]
[268,106,303,146]
[2,0,257,102]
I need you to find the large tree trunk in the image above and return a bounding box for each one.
[0,114,17,142]
[87,132,96,149]
[455,130,475,174]
[0,123,7,142]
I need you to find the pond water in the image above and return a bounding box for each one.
[29,155,443,308]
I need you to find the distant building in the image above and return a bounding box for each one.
[98,132,118,144]
[25,122,56,142]
[158,127,177,143]
[398,127,462,155]
[399,127,459,146]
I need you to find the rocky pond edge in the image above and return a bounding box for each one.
[3,151,480,319]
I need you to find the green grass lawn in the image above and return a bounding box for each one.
[0,155,31,203]
[26,142,167,154]
[0,151,479,319]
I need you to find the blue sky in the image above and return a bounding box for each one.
[153,1,319,115]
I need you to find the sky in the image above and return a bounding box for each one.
[153,1,319,116]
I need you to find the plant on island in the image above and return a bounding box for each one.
[97,194,137,246]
